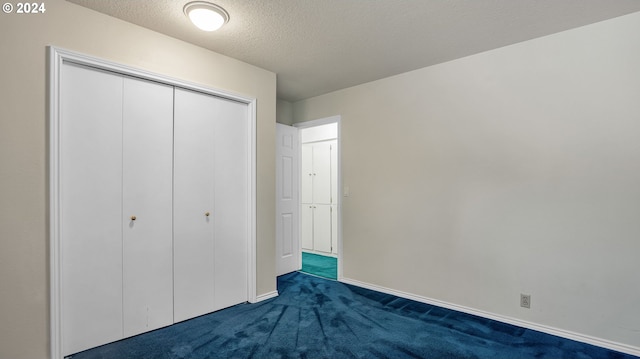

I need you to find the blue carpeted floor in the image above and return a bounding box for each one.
[70,272,638,359]
[301,252,337,280]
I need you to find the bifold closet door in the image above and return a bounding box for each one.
[301,204,332,253]
[301,144,313,203]
[300,205,332,253]
[61,62,124,355]
[121,77,174,337]
[313,205,332,253]
[61,64,174,355]
[174,88,249,322]
[301,205,313,250]
[300,140,335,253]
[173,88,216,322]
[211,96,249,310]
[312,142,332,204]
[301,142,331,204]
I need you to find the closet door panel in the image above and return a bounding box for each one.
[213,99,249,310]
[312,142,332,204]
[301,144,313,203]
[173,89,217,322]
[301,205,314,250]
[313,205,332,253]
[60,63,124,355]
[122,78,174,336]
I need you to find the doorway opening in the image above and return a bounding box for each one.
[297,120,339,280]
[275,116,341,281]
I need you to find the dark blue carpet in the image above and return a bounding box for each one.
[70,272,638,359]
[301,252,337,280]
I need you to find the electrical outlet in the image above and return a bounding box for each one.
[520,294,531,309]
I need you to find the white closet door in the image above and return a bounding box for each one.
[312,142,332,204]
[301,205,314,250]
[213,97,249,310]
[174,88,217,322]
[313,205,332,253]
[301,144,313,203]
[60,63,124,355]
[174,89,249,319]
[122,77,174,337]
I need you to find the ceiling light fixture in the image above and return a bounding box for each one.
[184,1,229,32]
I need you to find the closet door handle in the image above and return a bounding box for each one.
[130,215,137,221]
[205,211,210,217]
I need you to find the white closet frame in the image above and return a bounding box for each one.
[48,47,257,359]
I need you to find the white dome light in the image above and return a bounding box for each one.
[184,2,229,32]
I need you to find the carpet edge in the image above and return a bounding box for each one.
[340,277,640,357]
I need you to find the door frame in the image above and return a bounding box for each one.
[48,47,257,359]
[294,115,342,279]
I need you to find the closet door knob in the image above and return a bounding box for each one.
[205,212,210,217]
[130,215,137,221]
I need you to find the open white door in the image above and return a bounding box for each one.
[276,124,300,275]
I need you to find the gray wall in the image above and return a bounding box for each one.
[0,1,277,358]
[293,12,640,351]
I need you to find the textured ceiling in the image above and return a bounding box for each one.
[67,0,640,102]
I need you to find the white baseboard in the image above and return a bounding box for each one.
[302,249,338,258]
[340,277,640,357]
[252,290,278,303]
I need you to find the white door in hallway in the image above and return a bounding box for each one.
[276,124,300,275]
